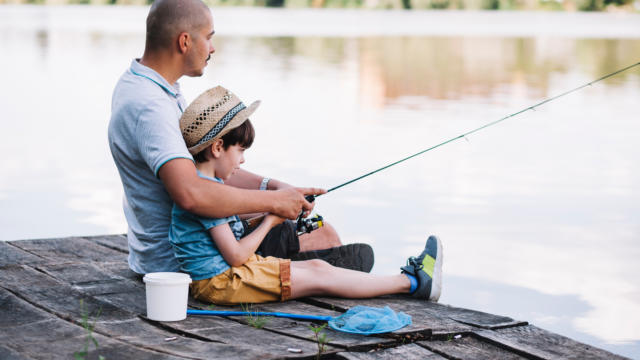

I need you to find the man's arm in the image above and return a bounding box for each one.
[158,158,324,219]
[226,168,295,219]
[225,168,292,190]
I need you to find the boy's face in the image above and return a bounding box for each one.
[216,144,246,180]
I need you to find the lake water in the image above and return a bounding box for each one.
[1,5,639,358]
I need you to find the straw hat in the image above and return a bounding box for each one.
[180,86,260,155]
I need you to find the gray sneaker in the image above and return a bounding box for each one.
[290,243,375,273]
[400,235,443,301]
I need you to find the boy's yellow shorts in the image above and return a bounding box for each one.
[190,254,291,305]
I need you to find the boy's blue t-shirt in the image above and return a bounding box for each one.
[169,172,246,281]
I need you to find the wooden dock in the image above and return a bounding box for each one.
[0,235,628,359]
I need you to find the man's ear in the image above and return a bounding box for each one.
[177,32,190,54]
[210,139,224,158]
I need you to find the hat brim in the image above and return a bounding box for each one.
[188,100,260,155]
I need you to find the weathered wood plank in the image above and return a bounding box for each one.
[418,334,530,360]
[337,343,446,359]
[473,326,630,360]
[437,304,527,330]
[0,268,300,359]
[230,301,396,351]
[0,287,51,327]
[35,261,136,296]
[97,317,299,360]
[304,296,471,337]
[9,237,125,263]
[0,345,30,360]
[1,265,135,322]
[164,309,331,357]
[94,290,147,315]
[3,323,184,360]
[96,261,145,284]
[77,338,187,360]
[0,287,183,359]
[89,234,129,253]
[28,260,146,313]
[184,291,394,351]
[306,295,525,333]
[37,259,329,357]
[0,241,43,267]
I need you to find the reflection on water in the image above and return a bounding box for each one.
[247,35,640,101]
[1,7,639,358]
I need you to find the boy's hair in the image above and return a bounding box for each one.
[193,120,255,163]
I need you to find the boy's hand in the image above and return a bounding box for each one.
[264,214,286,227]
[272,187,326,219]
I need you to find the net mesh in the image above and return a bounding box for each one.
[328,305,411,335]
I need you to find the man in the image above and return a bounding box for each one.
[108,0,373,276]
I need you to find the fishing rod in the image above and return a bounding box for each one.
[304,61,640,204]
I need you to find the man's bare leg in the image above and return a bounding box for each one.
[298,221,342,251]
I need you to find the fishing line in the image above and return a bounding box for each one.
[315,61,640,197]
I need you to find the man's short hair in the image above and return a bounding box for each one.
[145,0,210,51]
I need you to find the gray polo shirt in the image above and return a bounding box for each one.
[108,59,192,274]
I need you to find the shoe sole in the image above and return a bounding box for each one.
[429,236,443,302]
[290,243,375,273]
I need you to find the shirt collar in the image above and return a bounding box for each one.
[129,59,181,98]
[196,170,223,184]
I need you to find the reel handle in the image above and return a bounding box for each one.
[296,194,322,235]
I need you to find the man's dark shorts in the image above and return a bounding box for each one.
[243,219,300,259]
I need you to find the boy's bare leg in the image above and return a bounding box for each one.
[298,222,342,251]
[289,260,410,299]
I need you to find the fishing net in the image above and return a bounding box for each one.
[327,305,411,335]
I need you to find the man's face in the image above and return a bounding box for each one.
[185,12,215,77]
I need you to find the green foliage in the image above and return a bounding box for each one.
[604,0,633,5]
[576,0,604,10]
[74,299,105,360]
[322,0,362,8]
[429,0,450,8]
[265,0,285,6]
[537,0,564,10]
[308,323,330,360]
[241,303,269,329]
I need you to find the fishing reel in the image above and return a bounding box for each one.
[296,195,323,236]
[296,213,324,236]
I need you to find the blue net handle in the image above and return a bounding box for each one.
[187,309,332,321]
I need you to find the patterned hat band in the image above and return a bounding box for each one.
[193,102,247,148]
[179,86,260,155]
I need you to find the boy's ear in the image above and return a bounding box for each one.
[210,139,224,158]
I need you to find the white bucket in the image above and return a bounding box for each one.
[143,272,192,321]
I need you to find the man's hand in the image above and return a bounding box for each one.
[271,187,326,219]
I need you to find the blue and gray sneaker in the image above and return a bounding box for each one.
[401,235,443,301]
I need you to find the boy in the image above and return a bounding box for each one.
[170,86,443,305]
